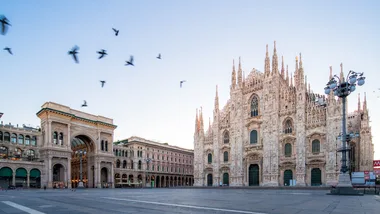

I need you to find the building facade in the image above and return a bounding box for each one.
[193,42,374,187]
[113,136,194,188]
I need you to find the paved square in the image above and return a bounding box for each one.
[0,188,379,214]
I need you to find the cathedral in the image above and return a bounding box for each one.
[193,41,374,187]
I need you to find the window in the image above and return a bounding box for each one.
[31,136,37,146]
[131,160,134,169]
[14,148,22,159]
[4,132,10,142]
[138,160,142,170]
[0,146,8,159]
[0,131,2,141]
[284,119,293,134]
[25,136,30,145]
[250,130,258,144]
[53,132,58,144]
[59,133,63,145]
[101,140,104,151]
[223,151,228,162]
[251,95,259,117]
[11,133,17,143]
[207,153,212,164]
[18,134,24,144]
[312,139,320,153]
[116,160,121,168]
[27,149,35,161]
[223,131,230,144]
[105,141,108,151]
[285,143,292,157]
[123,160,127,168]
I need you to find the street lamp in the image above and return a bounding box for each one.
[145,158,152,188]
[75,149,87,188]
[324,70,365,195]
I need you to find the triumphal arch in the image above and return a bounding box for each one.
[36,102,117,188]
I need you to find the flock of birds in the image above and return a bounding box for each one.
[1,15,187,108]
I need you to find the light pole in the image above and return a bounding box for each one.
[324,70,365,195]
[145,158,152,188]
[76,150,87,188]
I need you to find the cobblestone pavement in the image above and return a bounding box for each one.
[0,188,379,214]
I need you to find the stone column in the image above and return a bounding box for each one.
[48,120,52,147]
[96,160,101,188]
[67,124,71,149]
[110,163,114,188]
[67,157,72,188]
[27,171,30,188]
[48,156,52,188]
[12,170,15,186]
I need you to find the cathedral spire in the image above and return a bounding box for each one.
[208,117,211,131]
[272,41,279,75]
[339,63,344,83]
[238,57,242,87]
[231,59,236,89]
[290,72,293,87]
[215,85,219,111]
[358,93,361,112]
[329,65,333,80]
[296,53,304,87]
[195,108,199,133]
[363,92,367,113]
[286,65,289,85]
[264,44,271,77]
[199,107,204,132]
[281,55,285,78]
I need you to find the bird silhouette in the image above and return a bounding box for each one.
[125,55,134,66]
[100,80,106,88]
[157,53,161,59]
[81,100,87,107]
[97,49,107,59]
[112,28,119,36]
[0,15,11,35]
[4,47,12,55]
[180,80,186,88]
[68,46,79,63]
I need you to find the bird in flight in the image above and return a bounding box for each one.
[97,49,107,59]
[0,15,11,35]
[68,46,79,63]
[4,47,12,55]
[81,100,87,107]
[180,80,186,88]
[112,28,119,36]
[100,80,106,88]
[157,53,161,59]
[125,55,134,66]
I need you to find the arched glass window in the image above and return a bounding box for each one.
[27,149,35,161]
[284,119,293,134]
[207,153,212,164]
[0,146,8,159]
[251,96,259,117]
[59,133,63,145]
[223,132,230,144]
[31,136,37,146]
[4,132,10,142]
[25,135,30,145]
[18,134,24,145]
[116,159,121,168]
[131,160,134,169]
[122,150,125,156]
[250,130,258,144]
[14,148,22,159]
[285,143,292,157]
[53,132,58,144]
[123,160,127,168]
[11,133,17,143]
[312,139,320,153]
[223,151,228,162]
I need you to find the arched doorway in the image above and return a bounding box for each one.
[223,173,229,186]
[15,168,27,188]
[0,167,12,189]
[248,164,259,186]
[207,174,213,186]
[311,168,322,186]
[283,170,293,186]
[71,135,95,188]
[53,164,65,188]
[29,168,41,188]
[101,167,108,188]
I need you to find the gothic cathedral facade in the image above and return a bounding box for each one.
[193,42,374,187]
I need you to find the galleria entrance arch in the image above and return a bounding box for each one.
[37,102,117,188]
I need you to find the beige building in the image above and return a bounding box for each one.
[113,136,194,188]
[193,42,374,187]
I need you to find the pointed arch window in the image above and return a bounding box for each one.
[250,130,258,144]
[18,134,24,145]
[11,133,17,143]
[53,132,58,144]
[251,95,259,117]
[223,131,230,144]
[284,143,292,157]
[223,151,228,162]
[312,139,320,154]
[207,153,212,164]
[284,119,293,134]
[59,133,63,145]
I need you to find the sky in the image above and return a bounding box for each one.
[1,1,379,159]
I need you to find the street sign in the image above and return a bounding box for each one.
[373,160,380,167]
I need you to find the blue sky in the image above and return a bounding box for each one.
[1,1,379,159]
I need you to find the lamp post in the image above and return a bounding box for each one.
[324,70,365,195]
[145,158,152,188]
[76,150,87,188]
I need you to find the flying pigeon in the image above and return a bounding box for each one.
[100,80,106,87]
[180,80,186,88]
[112,28,119,36]
[0,15,11,35]
[4,47,12,55]
[68,46,79,63]
[97,49,107,59]
[157,53,161,59]
[125,55,134,66]
[81,100,87,107]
